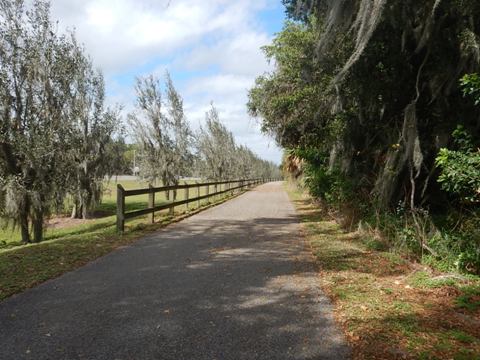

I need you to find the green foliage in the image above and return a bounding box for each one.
[248,20,331,149]
[293,148,355,207]
[460,73,480,105]
[455,285,480,311]
[436,110,480,204]
[282,0,314,21]
[428,231,480,275]
[436,147,480,204]
[0,0,120,240]
[129,73,194,186]
[430,78,480,273]
[196,105,280,180]
[251,1,480,210]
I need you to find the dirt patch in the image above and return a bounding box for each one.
[46,216,95,230]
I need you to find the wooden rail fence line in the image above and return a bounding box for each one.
[116,178,278,232]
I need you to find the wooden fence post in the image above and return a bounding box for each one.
[117,184,125,232]
[196,181,200,208]
[119,178,266,229]
[148,184,155,224]
[168,188,174,216]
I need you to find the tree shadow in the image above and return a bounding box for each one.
[44,220,116,241]
[0,213,351,360]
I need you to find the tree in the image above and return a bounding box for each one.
[165,73,195,180]
[0,0,117,240]
[250,1,480,210]
[68,55,121,219]
[196,105,238,180]
[109,136,134,177]
[129,73,194,188]
[196,105,281,180]
[0,0,83,242]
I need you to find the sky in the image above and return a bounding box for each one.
[48,0,286,164]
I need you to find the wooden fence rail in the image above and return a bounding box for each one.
[116,178,277,232]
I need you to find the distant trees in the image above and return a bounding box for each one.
[109,137,135,176]
[196,106,238,180]
[196,105,280,180]
[129,76,280,185]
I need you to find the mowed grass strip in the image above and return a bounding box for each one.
[0,184,246,301]
[0,179,220,248]
[287,185,480,360]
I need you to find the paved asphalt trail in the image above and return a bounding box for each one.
[0,182,350,360]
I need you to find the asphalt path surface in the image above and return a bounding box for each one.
[0,182,350,360]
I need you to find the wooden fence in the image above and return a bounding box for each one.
[116,178,276,232]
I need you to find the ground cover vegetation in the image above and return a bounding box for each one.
[0,0,280,245]
[249,0,480,275]
[289,185,480,360]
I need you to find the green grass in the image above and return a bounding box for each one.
[0,179,228,249]
[455,285,480,311]
[100,179,216,214]
[286,182,480,359]
[0,179,150,247]
[0,180,249,300]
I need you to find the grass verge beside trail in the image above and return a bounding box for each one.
[0,179,209,248]
[287,185,480,360]
[0,190,244,301]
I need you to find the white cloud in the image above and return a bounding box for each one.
[50,0,270,72]
[181,30,273,76]
[185,74,253,98]
[47,0,283,163]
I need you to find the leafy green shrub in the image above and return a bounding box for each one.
[436,126,480,204]
[364,236,389,251]
[303,163,355,208]
[425,74,480,274]
[460,73,480,105]
[426,229,480,274]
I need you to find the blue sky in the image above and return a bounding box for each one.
[50,0,286,164]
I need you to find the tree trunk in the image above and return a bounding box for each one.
[19,211,30,244]
[81,200,89,219]
[71,196,91,220]
[32,208,43,243]
[71,200,79,219]
[19,193,30,243]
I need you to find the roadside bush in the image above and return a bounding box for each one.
[296,147,356,209]
[304,165,356,206]
[436,125,480,205]
[433,117,480,274]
